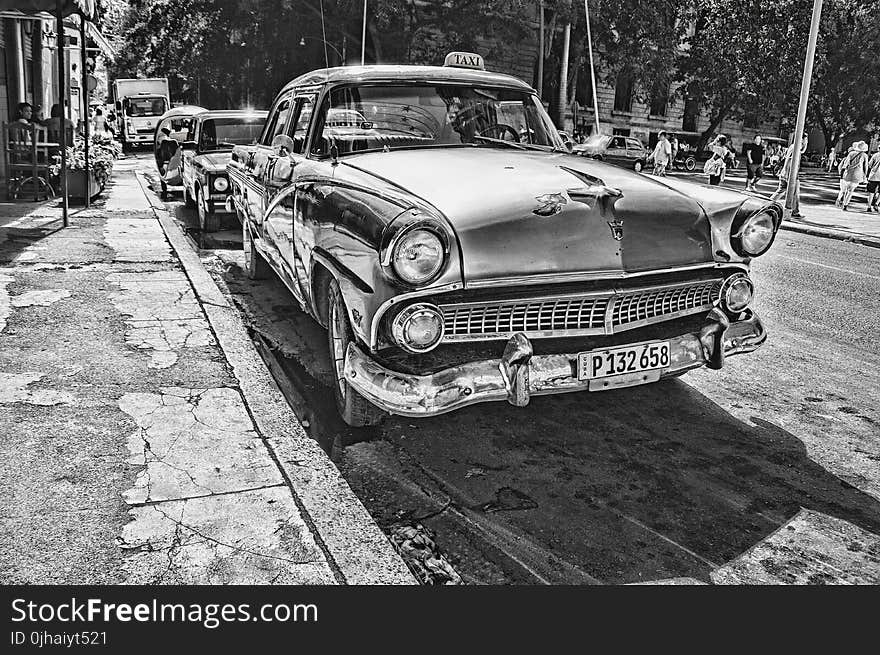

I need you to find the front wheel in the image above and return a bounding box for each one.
[242,220,270,280]
[196,187,220,233]
[327,280,387,427]
[685,156,696,172]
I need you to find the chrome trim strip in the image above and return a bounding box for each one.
[464,262,744,289]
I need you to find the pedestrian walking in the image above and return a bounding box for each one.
[743,134,765,192]
[649,131,672,176]
[826,147,838,173]
[835,141,869,211]
[866,145,880,213]
[770,134,808,218]
[704,152,726,186]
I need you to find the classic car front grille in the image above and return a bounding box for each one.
[439,279,722,341]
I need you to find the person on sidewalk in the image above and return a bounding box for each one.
[7,102,34,142]
[704,152,726,186]
[826,147,838,173]
[865,145,880,213]
[770,134,808,218]
[649,131,672,176]
[743,134,765,192]
[835,141,869,211]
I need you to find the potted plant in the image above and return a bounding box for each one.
[50,133,122,201]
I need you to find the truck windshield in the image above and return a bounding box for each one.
[313,84,562,156]
[125,97,167,117]
[199,117,264,151]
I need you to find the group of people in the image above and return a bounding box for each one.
[646,131,684,176]
[7,101,75,144]
[833,141,880,212]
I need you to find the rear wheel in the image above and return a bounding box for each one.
[196,187,220,233]
[327,280,387,427]
[685,156,696,172]
[242,220,270,280]
[633,160,644,172]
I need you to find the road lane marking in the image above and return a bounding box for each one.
[773,254,880,281]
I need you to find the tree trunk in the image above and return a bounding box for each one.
[557,22,571,127]
[698,100,734,149]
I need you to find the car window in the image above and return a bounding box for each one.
[311,83,561,157]
[260,95,292,146]
[199,117,265,151]
[609,137,625,149]
[286,95,316,154]
[626,139,643,151]
[186,119,198,143]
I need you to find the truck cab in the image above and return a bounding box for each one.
[112,78,170,151]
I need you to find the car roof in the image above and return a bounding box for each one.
[280,65,534,94]
[193,109,268,120]
[158,105,207,120]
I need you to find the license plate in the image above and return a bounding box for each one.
[577,341,670,381]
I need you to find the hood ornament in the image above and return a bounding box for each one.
[533,192,568,216]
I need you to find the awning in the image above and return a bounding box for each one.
[0,0,96,18]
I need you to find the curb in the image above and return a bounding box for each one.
[779,221,880,249]
[134,171,416,585]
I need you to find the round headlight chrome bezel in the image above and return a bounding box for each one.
[212,176,229,192]
[719,273,755,314]
[390,303,445,353]
[731,207,778,257]
[387,224,448,287]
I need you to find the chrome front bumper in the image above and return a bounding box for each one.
[343,309,766,418]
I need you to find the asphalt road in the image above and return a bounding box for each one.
[138,152,880,584]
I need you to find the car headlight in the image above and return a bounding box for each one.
[720,274,754,313]
[212,176,229,192]
[391,304,444,353]
[732,208,777,256]
[391,228,445,285]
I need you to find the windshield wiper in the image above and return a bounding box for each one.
[471,135,528,150]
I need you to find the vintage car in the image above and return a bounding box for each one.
[180,109,267,232]
[574,134,647,172]
[227,54,780,427]
[153,104,206,199]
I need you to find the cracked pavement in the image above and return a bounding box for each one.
[0,160,341,584]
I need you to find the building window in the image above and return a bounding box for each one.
[682,97,699,132]
[613,68,633,113]
[743,113,758,129]
[575,63,594,107]
[649,85,668,116]
[612,127,631,137]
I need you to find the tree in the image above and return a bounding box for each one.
[808,0,880,150]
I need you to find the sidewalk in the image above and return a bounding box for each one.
[0,162,413,584]
[780,201,880,249]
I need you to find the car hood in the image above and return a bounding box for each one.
[194,151,232,171]
[344,149,721,285]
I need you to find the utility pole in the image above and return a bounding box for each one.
[557,21,571,128]
[537,2,544,99]
[361,0,367,65]
[785,0,823,218]
[584,0,601,135]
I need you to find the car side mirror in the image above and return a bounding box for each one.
[181,140,197,151]
[272,134,294,156]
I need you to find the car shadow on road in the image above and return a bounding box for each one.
[374,376,880,583]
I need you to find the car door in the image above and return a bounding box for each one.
[246,93,293,229]
[179,117,199,193]
[262,94,317,300]
[605,136,628,166]
[626,138,646,167]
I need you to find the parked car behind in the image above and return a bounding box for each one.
[227,54,779,427]
[574,134,647,172]
[153,104,206,199]
[180,109,267,232]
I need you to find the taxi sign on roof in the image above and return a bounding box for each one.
[444,52,485,70]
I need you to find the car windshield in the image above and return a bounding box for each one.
[314,83,562,156]
[583,135,607,148]
[199,117,264,151]
[125,97,167,117]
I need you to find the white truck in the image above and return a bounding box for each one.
[111,78,170,151]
